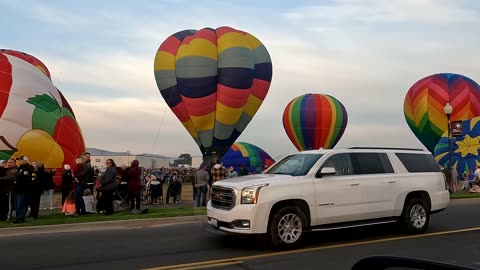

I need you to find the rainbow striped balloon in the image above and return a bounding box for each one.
[283,94,348,151]
[154,27,272,158]
[404,73,480,153]
[221,142,275,173]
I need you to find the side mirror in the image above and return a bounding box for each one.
[316,167,336,178]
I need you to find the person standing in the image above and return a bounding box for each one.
[227,166,238,178]
[74,152,93,215]
[61,164,73,206]
[42,168,56,210]
[211,160,226,183]
[29,161,45,219]
[126,160,142,214]
[194,164,209,207]
[98,159,117,215]
[0,159,17,221]
[239,164,249,176]
[13,156,33,224]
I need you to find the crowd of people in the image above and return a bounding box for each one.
[0,152,267,223]
[442,165,480,193]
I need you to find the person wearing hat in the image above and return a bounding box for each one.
[13,156,33,224]
[0,159,17,221]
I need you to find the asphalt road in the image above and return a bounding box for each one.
[1,198,480,270]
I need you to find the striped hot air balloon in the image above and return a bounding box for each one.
[404,73,480,153]
[221,142,275,174]
[154,26,272,164]
[283,93,348,151]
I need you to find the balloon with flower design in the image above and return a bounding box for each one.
[404,73,480,154]
[434,116,480,174]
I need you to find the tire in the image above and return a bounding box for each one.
[400,198,430,233]
[268,206,307,249]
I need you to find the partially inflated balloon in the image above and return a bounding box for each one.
[283,94,348,151]
[0,52,85,169]
[434,116,480,174]
[404,73,480,153]
[221,142,275,173]
[0,49,51,79]
[154,26,272,163]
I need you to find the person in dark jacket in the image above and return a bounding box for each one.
[28,161,45,219]
[74,153,93,215]
[61,164,74,206]
[13,156,33,224]
[0,159,17,221]
[126,160,142,213]
[98,159,117,215]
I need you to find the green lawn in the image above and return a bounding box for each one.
[450,192,480,200]
[0,207,206,228]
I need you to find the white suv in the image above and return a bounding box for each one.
[207,147,450,248]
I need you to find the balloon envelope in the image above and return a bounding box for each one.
[0,52,85,169]
[404,73,480,153]
[0,49,51,79]
[154,26,272,161]
[283,93,348,151]
[434,116,480,175]
[221,142,275,173]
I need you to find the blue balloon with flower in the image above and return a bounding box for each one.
[434,117,480,175]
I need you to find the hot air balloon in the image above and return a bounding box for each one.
[434,116,480,175]
[0,49,51,79]
[283,93,348,151]
[154,26,272,164]
[404,73,480,153]
[0,51,85,170]
[221,142,275,174]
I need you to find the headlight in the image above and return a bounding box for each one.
[241,184,269,204]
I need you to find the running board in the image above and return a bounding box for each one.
[310,218,397,232]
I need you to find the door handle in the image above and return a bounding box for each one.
[350,183,360,186]
[387,181,396,184]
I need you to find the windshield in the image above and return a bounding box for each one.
[265,154,323,176]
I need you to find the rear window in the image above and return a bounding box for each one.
[395,153,441,173]
[350,153,394,174]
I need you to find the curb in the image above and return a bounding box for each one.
[0,215,207,237]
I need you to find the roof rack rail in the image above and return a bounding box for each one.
[348,147,425,151]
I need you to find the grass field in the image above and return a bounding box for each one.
[0,207,206,228]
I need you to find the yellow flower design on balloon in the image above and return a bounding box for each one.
[455,135,480,158]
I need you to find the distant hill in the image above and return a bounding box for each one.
[86,148,173,159]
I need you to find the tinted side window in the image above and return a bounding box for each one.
[350,153,394,174]
[319,153,354,176]
[395,153,441,173]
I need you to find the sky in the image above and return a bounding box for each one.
[1,0,479,159]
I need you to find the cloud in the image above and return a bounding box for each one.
[285,0,479,26]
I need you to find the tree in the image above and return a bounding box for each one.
[177,153,192,166]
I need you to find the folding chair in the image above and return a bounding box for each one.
[166,185,182,204]
[113,182,130,210]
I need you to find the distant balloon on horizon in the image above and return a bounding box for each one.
[404,73,480,153]
[283,93,348,151]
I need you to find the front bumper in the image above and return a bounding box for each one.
[207,200,270,234]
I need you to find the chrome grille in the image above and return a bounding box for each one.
[211,186,236,210]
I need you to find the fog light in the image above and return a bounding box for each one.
[231,219,250,230]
